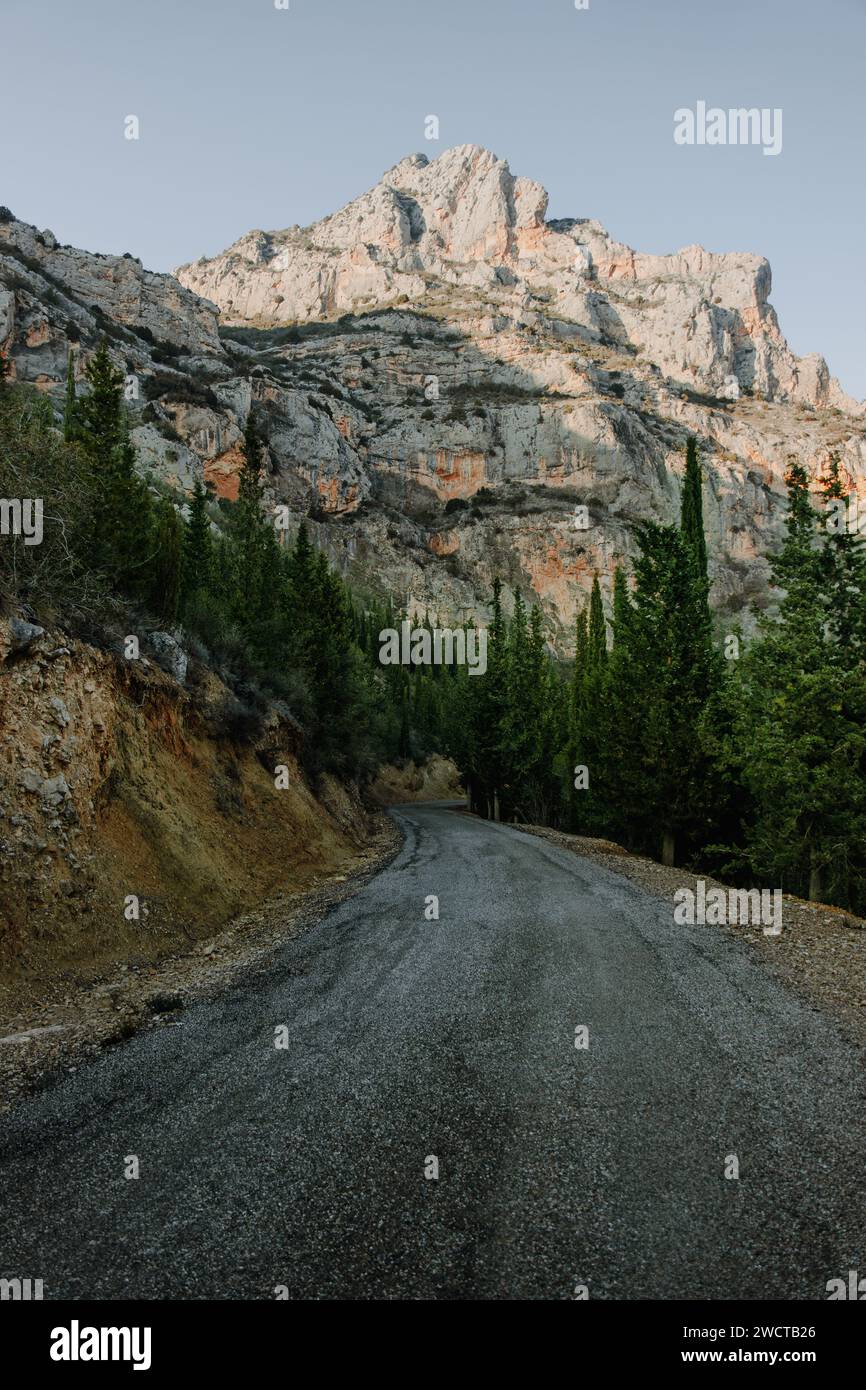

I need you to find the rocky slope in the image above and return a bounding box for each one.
[2,146,865,640]
[0,615,381,995]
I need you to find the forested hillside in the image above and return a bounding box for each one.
[4,341,864,914]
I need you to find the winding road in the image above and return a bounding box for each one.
[1,803,864,1299]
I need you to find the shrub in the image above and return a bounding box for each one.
[0,382,106,616]
[213,693,265,744]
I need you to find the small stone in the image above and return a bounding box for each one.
[9,619,44,652]
[148,632,188,684]
[48,696,71,728]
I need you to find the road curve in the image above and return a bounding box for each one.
[1,803,864,1300]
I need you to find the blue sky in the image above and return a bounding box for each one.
[4,0,865,396]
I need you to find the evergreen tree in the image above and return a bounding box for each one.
[76,340,151,595]
[147,497,183,623]
[571,606,589,731]
[566,605,590,830]
[398,677,412,759]
[180,478,213,614]
[819,457,866,655]
[63,348,79,442]
[570,578,609,834]
[730,462,866,906]
[681,435,709,584]
[603,523,716,863]
[466,577,507,818]
[227,417,267,623]
[587,575,607,672]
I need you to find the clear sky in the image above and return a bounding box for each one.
[4,0,865,398]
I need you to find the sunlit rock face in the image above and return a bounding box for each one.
[3,147,865,644]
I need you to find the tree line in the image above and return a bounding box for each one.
[2,343,410,778]
[3,340,864,910]
[429,438,866,913]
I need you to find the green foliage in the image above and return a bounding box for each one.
[76,340,153,598]
[720,461,866,907]
[0,380,102,614]
[147,496,183,623]
[8,362,866,908]
[179,478,213,613]
[63,348,79,442]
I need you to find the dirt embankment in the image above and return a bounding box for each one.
[0,619,394,1043]
[369,753,464,805]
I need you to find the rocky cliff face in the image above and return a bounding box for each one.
[2,145,865,641]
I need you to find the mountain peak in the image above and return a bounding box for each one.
[175,147,859,415]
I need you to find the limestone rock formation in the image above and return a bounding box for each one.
[177,145,860,414]
[2,147,865,645]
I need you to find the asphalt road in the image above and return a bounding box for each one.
[1,803,864,1300]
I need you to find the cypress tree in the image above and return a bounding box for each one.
[500,591,537,821]
[180,478,213,614]
[580,577,610,833]
[567,605,590,830]
[587,575,607,672]
[63,348,78,442]
[611,566,630,645]
[601,523,717,863]
[76,340,150,594]
[464,577,507,819]
[681,435,709,584]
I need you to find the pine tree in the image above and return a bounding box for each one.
[228,416,266,623]
[180,478,213,614]
[731,461,866,906]
[147,497,183,622]
[286,520,319,675]
[76,340,151,594]
[819,457,866,656]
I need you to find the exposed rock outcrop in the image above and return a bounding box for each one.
[0,617,377,985]
[3,147,865,645]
